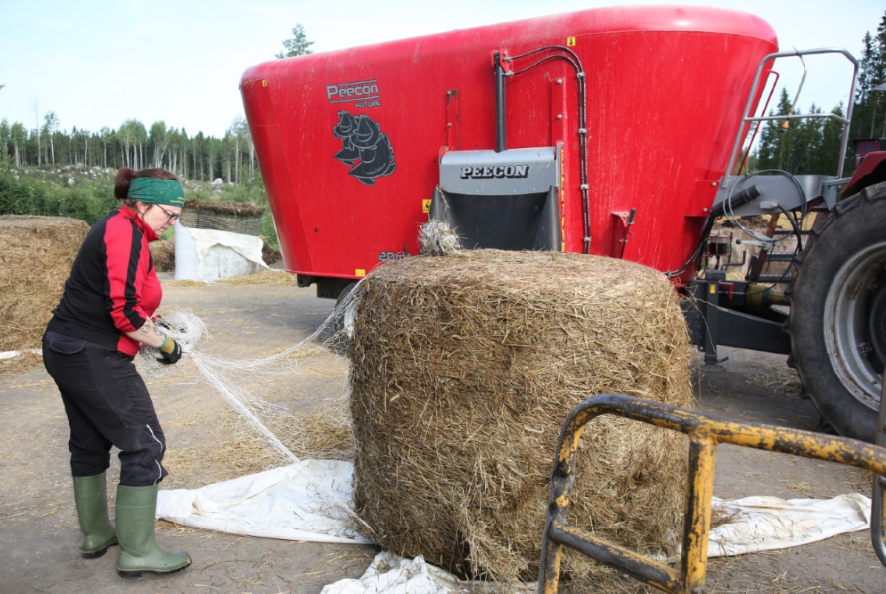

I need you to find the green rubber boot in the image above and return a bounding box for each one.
[72,473,118,558]
[115,484,191,578]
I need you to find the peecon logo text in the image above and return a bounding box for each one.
[460,165,530,179]
[327,80,381,109]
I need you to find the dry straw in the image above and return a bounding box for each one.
[182,199,265,217]
[350,249,694,586]
[0,216,89,352]
[149,238,176,272]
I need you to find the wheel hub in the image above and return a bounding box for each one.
[826,241,886,409]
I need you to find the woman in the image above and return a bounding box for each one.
[43,167,190,578]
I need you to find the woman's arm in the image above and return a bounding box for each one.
[124,318,167,348]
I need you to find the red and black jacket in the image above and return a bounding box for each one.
[48,206,162,356]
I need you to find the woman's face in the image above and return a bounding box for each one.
[138,203,182,235]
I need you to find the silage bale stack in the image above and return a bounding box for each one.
[350,249,693,585]
[0,216,89,352]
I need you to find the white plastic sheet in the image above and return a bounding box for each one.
[707,493,871,557]
[319,552,475,594]
[174,224,267,282]
[156,463,875,593]
[0,348,41,360]
[156,460,370,544]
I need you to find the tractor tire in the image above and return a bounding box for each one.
[787,181,886,442]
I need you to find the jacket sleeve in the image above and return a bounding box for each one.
[103,216,149,332]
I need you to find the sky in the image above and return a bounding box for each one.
[0,0,883,138]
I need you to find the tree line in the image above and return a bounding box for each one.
[0,24,314,184]
[0,114,256,184]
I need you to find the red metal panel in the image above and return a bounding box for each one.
[240,6,777,283]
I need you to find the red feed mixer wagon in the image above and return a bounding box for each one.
[241,5,776,282]
[241,6,885,444]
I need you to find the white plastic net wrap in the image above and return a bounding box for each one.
[137,311,209,379]
[418,220,462,257]
[138,285,372,534]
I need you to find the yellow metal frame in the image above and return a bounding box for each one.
[538,393,886,594]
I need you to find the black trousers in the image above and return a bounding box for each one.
[42,330,168,486]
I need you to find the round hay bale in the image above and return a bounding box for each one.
[350,250,693,585]
[149,238,176,272]
[179,199,265,236]
[0,216,89,351]
[261,237,282,266]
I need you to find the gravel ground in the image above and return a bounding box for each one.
[1,278,883,594]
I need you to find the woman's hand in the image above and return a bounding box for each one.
[158,336,183,364]
[124,318,184,364]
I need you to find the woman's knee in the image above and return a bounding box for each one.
[118,422,168,486]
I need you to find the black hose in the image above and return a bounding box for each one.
[494,52,507,153]
[503,46,590,253]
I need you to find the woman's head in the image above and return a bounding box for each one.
[115,167,184,235]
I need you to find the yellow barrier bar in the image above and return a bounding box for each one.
[538,393,886,594]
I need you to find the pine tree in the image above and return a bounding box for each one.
[757,89,793,171]
[874,11,886,137]
[852,32,879,140]
[276,24,314,59]
[815,103,846,176]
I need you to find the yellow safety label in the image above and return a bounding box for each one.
[566,37,576,47]
[262,79,268,87]
[422,199,432,213]
[709,284,716,294]
[356,269,366,277]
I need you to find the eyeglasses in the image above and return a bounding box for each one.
[153,204,181,224]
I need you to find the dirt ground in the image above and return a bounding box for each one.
[1,276,884,594]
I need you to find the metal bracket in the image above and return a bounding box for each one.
[685,272,791,367]
[714,174,836,216]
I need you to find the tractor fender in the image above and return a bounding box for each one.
[842,151,886,199]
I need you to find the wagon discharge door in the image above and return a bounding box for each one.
[430,146,562,250]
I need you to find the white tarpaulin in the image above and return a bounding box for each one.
[317,494,874,594]
[156,460,370,544]
[174,224,268,282]
[0,348,41,360]
[319,551,477,594]
[319,551,541,594]
[707,492,871,557]
[156,463,874,592]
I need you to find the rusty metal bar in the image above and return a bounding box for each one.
[547,520,680,592]
[681,434,717,592]
[537,393,886,594]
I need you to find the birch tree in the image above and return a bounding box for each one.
[43,111,59,165]
[31,98,41,166]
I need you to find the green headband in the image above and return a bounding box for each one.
[127,178,185,207]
